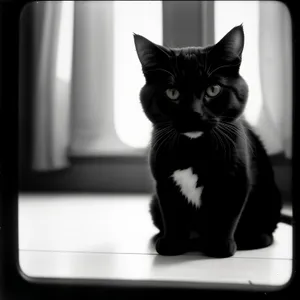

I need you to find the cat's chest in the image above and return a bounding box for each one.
[171,167,204,208]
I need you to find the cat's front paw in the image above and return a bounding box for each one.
[156,237,188,256]
[203,237,237,258]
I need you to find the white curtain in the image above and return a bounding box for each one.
[31,1,131,171]
[69,1,131,156]
[31,1,74,171]
[257,1,292,158]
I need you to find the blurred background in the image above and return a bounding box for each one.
[19,1,292,206]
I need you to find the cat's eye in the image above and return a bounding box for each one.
[206,84,222,98]
[165,88,180,101]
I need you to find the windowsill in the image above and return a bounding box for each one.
[19,152,292,199]
[67,150,290,163]
[18,194,292,290]
[68,146,148,158]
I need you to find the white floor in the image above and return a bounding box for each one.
[18,194,293,289]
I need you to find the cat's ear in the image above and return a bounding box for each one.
[133,33,170,69]
[213,25,244,62]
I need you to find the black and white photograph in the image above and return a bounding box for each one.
[1,0,296,297]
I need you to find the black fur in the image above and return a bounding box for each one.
[134,25,282,258]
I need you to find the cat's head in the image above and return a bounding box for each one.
[134,25,248,138]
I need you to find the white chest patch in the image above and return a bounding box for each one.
[171,167,203,208]
[183,131,203,139]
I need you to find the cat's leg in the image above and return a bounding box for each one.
[234,184,281,250]
[149,194,164,233]
[155,180,190,256]
[149,194,164,244]
[200,176,250,258]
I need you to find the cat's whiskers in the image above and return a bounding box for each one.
[220,121,255,158]
[218,122,241,137]
[216,127,231,162]
[212,127,228,161]
[210,128,219,152]
[152,137,169,161]
[217,124,237,148]
[217,126,237,163]
[152,129,170,149]
[152,134,168,149]
[222,126,250,166]
[152,128,171,143]
[153,125,171,137]
[152,127,173,150]
[152,126,173,145]
[154,128,176,162]
[206,120,222,153]
[153,122,172,136]
[217,122,255,166]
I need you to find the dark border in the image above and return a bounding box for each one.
[0,0,298,299]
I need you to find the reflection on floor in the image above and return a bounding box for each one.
[19,194,292,289]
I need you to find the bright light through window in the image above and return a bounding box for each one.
[113,1,162,149]
[214,1,262,126]
[56,1,74,82]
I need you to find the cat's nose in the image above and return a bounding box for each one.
[192,93,204,115]
[192,102,202,115]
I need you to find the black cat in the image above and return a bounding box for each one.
[133,25,282,258]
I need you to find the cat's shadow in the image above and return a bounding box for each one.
[149,234,213,267]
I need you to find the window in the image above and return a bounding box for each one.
[113,1,162,149]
